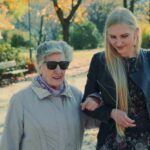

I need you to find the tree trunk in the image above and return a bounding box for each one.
[123,0,128,8]
[28,0,32,60]
[38,15,44,45]
[130,0,135,13]
[51,0,82,44]
[62,21,70,43]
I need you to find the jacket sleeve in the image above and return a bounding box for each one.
[0,95,23,150]
[82,52,112,123]
[147,50,150,66]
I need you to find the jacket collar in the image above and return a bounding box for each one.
[31,76,73,100]
[129,49,148,74]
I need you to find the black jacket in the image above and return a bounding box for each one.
[82,49,150,148]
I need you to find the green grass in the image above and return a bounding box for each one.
[19,48,102,61]
[0,111,6,126]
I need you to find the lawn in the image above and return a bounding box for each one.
[19,48,101,62]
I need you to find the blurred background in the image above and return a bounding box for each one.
[0,0,149,65]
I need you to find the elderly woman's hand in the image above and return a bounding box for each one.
[111,109,136,128]
[81,97,102,111]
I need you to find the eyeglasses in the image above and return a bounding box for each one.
[44,61,70,70]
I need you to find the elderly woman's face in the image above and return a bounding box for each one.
[40,53,68,89]
[107,23,139,57]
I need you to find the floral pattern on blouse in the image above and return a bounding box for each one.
[99,57,150,150]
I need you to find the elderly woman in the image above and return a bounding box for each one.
[0,40,99,150]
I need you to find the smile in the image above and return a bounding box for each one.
[52,77,62,79]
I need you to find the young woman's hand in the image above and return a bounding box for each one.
[111,109,136,128]
[81,97,101,111]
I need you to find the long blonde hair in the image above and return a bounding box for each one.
[104,7,141,136]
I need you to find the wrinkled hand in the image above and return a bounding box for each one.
[81,97,101,111]
[111,109,136,128]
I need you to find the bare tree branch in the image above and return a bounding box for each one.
[66,0,82,21]
[51,0,82,42]
[72,0,74,9]
[51,0,64,24]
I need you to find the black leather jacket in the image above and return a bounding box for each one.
[82,49,150,148]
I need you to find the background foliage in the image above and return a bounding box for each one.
[0,0,149,63]
[0,43,20,62]
[70,21,101,49]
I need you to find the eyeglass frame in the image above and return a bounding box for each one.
[43,61,70,70]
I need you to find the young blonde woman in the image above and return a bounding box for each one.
[81,7,150,150]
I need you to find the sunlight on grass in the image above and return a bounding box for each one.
[19,48,102,62]
[0,111,6,125]
[19,51,36,61]
[0,107,7,135]
[82,129,98,150]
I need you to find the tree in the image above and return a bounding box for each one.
[123,0,137,12]
[15,1,57,45]
[0,0,29,41]
[130,0,135,12]
[0,4,14,30]
[3,0,28,20]
[51,0,82,43]
[70,21,101,49]
[87,0,117,34]
[123,0,128,8]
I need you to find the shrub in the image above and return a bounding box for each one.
[11,34,26,47]
[0,43,20,62]
[140,22,150,49]
[87,1,116,34]
[1,30,35,48]
[70,21,101,50]
[25,59,36,73]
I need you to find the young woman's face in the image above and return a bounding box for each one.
[107,23,139,57]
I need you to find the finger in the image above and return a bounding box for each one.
[88,107,95,111]
[90,106,98,111]
[86,105,97,111]
[124,124,136,128]
[86,106,93,111]
[80,103,86,110]
[117,121,127,128]
[85,103,93,110]
[86,101,99,109]
[115,117,128,126]
[124,116,135,123]
[80,103,84,109]
[121,119,134,127]
[123,122,136,128]
[90,104,100,111]
[120,123,127,128]
[128,123,136,127]
[80,101,89,110]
